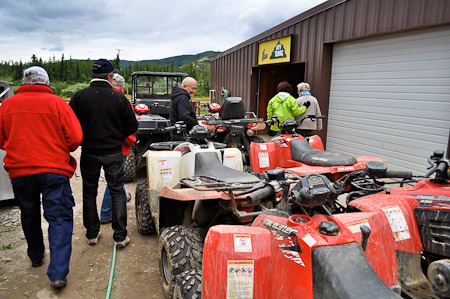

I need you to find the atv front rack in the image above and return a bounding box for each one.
[180,175,260,192]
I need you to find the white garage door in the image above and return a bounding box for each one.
[327,26,450,174]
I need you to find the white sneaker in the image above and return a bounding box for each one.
[88,231,101,246]
[116,236,130,249]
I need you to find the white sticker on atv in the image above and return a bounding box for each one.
[258,153,270,168]
[227,260,254,299]
[259,143,267,151]
[346,219,371,234]
[302,233,317,248]
[382,205,411,241]
[158,159,168,169]
[234,235,252,253]
[159,169,172,183]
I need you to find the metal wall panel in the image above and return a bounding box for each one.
[211,0,450,149]
[327,26,450,173]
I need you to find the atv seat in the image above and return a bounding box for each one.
[290,139,357,167]
[195,152,260,184]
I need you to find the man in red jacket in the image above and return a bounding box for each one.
[0,66,83,289]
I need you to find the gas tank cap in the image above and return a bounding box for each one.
[319,221,339,236]
[293,216,308,223]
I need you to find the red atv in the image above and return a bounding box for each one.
[197,97,267,169]
[134,125,279,298]
[250,116,387,180]
[174,151,450,299]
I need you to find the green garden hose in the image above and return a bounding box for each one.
[106,242,117,299]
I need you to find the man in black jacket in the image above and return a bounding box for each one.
[69,59,138,249]
[169,77,198,141]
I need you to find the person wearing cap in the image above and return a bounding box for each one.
[296,82,322,137]
[169,76,198,141]
[99,73,136,224]
[0,66,83,289]
[69,59,138,249]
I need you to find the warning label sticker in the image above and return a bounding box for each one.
[234,235,252,253]
[346,219,371,234]
[302,233,317,248]
[258,153,270,168]
[159,169,172,183]
[382,205,410,241]
[227,260,254,299]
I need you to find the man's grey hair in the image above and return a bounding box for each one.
[297,82,310,92]
[93,72,113,80]
[22,67,50,86]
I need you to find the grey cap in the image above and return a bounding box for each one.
[113,73,125,86]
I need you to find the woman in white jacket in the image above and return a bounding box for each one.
[295,82,323,137]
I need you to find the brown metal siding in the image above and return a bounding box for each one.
[211,0,450,145]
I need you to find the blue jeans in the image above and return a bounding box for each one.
[11,173,74,281]
[80,152,127,242]
[100,157,128,220]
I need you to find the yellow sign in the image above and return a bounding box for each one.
[258,35,292,65]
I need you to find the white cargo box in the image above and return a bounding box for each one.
[0,150,14,201]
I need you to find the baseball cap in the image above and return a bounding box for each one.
[92,59,114,73]
[113,73,125,86]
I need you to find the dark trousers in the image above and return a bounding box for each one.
[11,173,74,281]
[297,129,317,137]
[170,131,185,141]
[80,152,127,242]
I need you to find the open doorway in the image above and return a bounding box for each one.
[254,63,305,120]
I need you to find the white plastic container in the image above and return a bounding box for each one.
[145,150,182,191]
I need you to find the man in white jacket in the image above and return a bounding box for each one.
[295,82,323,137]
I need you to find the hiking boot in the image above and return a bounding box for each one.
[51,278,67,289]
[100,217,112,225]
[116,236,130,249]
[126,192,132,203]
[87,231,101,246]
[32,254,44,267]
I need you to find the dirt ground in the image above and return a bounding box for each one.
[0,148,165,299]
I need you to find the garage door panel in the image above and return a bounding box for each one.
[331,84,450,94]
[327,137,435,172]
[328,96,450,110]
[330,78,450,87]
[333,31,450,58]
[328,27,450,173]
[327,123,446,149]
[327,138,431,174]
[329,103,450,120]
[332,59,450,74]
[332,49,450,67]
[329,114,450,137]
[330,69,449,80]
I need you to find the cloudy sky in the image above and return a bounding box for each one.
[0,0,326,63]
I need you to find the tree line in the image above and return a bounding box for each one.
[0,54,211,98]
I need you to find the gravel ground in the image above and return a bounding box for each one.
[0,147,165,299]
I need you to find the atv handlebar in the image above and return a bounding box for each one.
[245,185,275,204]
[159,121,186,134]
[383,170,413,179]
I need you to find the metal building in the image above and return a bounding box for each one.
[211,0,450,173]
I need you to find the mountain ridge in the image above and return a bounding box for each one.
[118,51,221,68]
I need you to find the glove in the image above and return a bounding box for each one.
[303,101,311,109]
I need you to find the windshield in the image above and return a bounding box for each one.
[136,75,182,96]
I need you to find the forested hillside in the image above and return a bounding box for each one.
[0,51,220,98]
